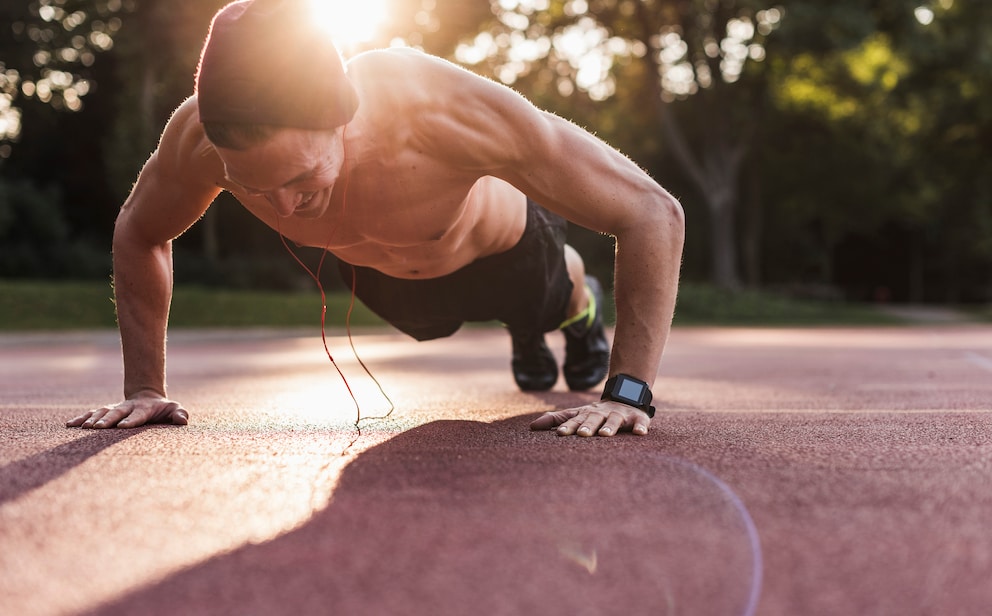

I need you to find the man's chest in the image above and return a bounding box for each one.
[336,158,476,244]
[228,147,525,278]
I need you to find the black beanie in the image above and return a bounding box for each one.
[195,0,359,129]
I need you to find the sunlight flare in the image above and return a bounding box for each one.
[309,0,389,50]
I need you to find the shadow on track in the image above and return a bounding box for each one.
[85,417,762,616]
[0,429,147,506]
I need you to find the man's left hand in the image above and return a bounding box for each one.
[530,400,652,437]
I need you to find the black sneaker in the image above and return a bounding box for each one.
[562,276,610,391]
[510,331,558,391]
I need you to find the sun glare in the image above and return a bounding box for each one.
[309,0,389,51]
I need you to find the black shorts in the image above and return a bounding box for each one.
[338,199,573,341]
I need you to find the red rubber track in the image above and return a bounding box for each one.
[2,325,990,615]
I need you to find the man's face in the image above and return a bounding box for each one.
[218,127,345,219]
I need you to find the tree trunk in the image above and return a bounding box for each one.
[909,230,925,303]
[632,4,749,291]
[742,169,763,288]
[708,190,741,290]
[657,104,745,289]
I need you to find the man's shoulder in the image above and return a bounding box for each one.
[160,97,211,151]
[348,48,510,128]
[155,97,223,183]
[347,46,433,71]
[347,48,480,94]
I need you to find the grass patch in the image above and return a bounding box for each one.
[0,279,385,330]
[672,283,901,326]
[0,279,943,331]
[168,286,384,328]
[962,304,992,323]
[1,280,118,329]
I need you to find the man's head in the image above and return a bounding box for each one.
[195,0,358,149]
[218,126,346,218]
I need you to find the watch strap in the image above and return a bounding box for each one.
[601,374,656,418]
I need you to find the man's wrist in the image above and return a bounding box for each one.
[125,387,167,400]
[601,374,656,418]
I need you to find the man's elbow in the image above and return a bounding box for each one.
[641,191,685,249]
[660,192,685,237]
[113,210,171,262]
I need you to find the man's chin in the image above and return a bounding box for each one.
[293,205,325,219]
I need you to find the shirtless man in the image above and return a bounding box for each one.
[67,0,684,437]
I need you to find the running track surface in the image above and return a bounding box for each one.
[2,325,991,615]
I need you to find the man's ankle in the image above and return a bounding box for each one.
[560,284,595,332]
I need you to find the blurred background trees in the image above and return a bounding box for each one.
[1,0,988,302]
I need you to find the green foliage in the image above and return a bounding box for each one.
[168,286,385,329]
[673,283,900,325]
[103,1,230,200]
[760,0,992,301]
[0,279,386,330]
[772,33,917,142]
[0,177,65,239]
[0,279,116,328]
[0,177,111,277]
[1,278,902,330]
[0,0,131,149]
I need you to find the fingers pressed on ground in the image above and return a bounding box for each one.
[632,415,651,435]
[530,410,575,431]
[80,408,112,429]
[168,407,189,425]
[118,403,156,428]
[66,410,96,427]
[556,418,581,436]
[598,413,625,437]
[93,406,131,428]
[576,416,606,437]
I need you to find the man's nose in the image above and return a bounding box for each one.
[265,188,303,217]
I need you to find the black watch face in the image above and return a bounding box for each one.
[616,376,645,405]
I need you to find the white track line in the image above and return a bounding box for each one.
[965,352,992,372]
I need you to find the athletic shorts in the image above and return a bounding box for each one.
[338,199,573,341]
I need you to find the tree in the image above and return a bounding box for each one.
[764,0,992,301]
[892,0,992,301]
[453,0,787,289]
[0,0,130,159]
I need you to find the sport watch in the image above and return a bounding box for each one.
[601,374,656,418]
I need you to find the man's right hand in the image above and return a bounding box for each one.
[66,393,188,429]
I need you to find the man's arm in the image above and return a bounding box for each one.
[68,98,223,429]
[515,118,684,437]
[409,53,685,435]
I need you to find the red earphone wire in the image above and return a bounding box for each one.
[274,125,394,440]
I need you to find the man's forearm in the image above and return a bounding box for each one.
[608,196,685,388]
[113,232,174,399]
